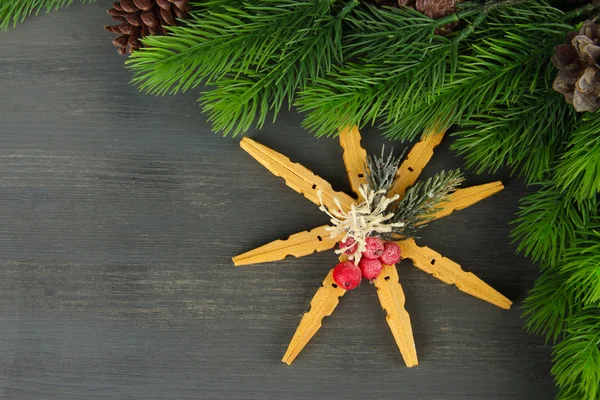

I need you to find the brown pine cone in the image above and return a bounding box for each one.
[104,0,190,56]
[552,20,600,112]
[415,0,457,19]
[367,0,460,33]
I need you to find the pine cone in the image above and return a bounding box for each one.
[416,0,460,34]
[104,0,190,56]
[415,0,457,19]
[552,20,600,112]
[366,0,460,33]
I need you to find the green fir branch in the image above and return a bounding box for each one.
[0,0,95,30]
[452,89,577,184]
[522,220,600,397]
[297,40,456,139]
[128,0,346,95]
[297,3,460,138]
[298,0,572,140]
[555,113,600,204]
[553,308,600,400]
[562,227,600,306]
[383,2,571,139]
[511,182,596,268]
[523,267,573,342]
[129,0,358,135]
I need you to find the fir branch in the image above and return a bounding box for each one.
[199,6,346,136]
[297,4,458,138]
[452,88,577,184]
[552,307,600,400]
[523,267,573,342]
[511,182,595,268]
[0,0,95,30]
[299,0,571,140]
[297,40,457,138]
[128,0,347,96]
[555,113,600,204]
[365,146,406,194]
[381,2,572,139]
[385,169,464,238]
[522,220,600,397]
[130,0,358,135]
[342,5,442,60]
[202,0,356,135]
[562,227,600,306]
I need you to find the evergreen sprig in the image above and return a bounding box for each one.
[298,1,572,139]
[522,267,572,342]
[554,114,600,204]
[129,0,358,135]
[553,307,600,400]
[0,0,95,30]
[512,182,596,267]
[387,169,464,238]
[365,146,406,193]
[362,147,463,240]
[451,89,576,184]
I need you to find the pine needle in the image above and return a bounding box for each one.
[555,114,600,204]
[552,309,600,400]
[452,89,577,184]
[0,0,95,30]
[511,182,595,267]
[387,169,464,238]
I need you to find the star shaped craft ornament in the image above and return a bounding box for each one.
[233,126,512,367]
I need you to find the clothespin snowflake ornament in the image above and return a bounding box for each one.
[233,126,511,367]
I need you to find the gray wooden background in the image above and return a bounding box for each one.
[0,2,556,399]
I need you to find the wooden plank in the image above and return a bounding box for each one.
[373,264,418,367]
[423,181,505,224]
[388,128,445,199]
[398,239,512,309]
[0,3,559,398]
[282,269,347,365]
[233,225,338,266]
[339,126,368,199]
[241,137,355,213]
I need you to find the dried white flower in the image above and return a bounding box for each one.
[318,185,404,265]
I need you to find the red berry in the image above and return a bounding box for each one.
[332,261,362,290]
[380,242,402,265]
[339,237,357,254]
[362,236,384,259]
[359,257,383,280]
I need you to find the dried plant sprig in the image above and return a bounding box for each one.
[385,169,465,239]
[318,185,404,265]
[365,145,406,194]
[318,164,463,252]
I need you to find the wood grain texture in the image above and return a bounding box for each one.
[233,225,337,266]
[241,137,354,213]
[426,181,505,223]
[373,264,418,368]
[0,3,557,399]
[388,128,445,199]
[282,269,346,365]
[398,239,512,310]
[339,125,367,198]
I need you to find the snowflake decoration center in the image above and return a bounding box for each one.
[319,185,404,264]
